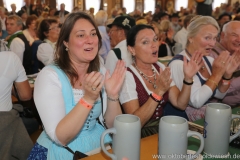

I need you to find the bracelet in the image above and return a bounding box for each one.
[208,79,218,88]
[79,98,93,110]
[107,95,119,102]
[150,93,162,102]
[183,79,194,85]
[222,75,233,80]
[221,79,230,85]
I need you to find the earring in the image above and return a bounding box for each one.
[65,47,69,51]
[132,55,136,64]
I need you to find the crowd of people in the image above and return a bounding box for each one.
[1,0,240,159]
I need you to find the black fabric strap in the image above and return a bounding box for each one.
[13,83,22,104]
[63,146,75,154]
[112,48,122,60]
[222,75,233,80]
[183,79,194,85]
[99,91,107,129]
[64,92,105,157]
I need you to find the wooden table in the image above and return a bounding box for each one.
[82,134,158,160]
[83,107,240,160]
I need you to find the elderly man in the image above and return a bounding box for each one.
[210,21,240,107]
[105,16,135,74]
[9,3,17,15]
[20,0,38,16]
[54,3,69,24]
[6,15,32,75]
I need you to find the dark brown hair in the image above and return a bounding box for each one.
[54,12,102,86]
[38,18,58,40]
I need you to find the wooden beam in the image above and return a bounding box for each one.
[0,0,3,7]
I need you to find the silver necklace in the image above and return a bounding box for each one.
[135,64,157,89]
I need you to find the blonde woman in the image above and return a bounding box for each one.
[158,20,176,57]
[168,16,240,121]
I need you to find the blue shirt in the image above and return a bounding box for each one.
[98,26,111,63]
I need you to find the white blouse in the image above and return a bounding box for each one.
[168,50,227,108]
[34,65,107,143]
[119,62,175,104]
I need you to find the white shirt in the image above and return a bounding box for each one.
[0,51,27,111]
[168,50,227,108]
[174,27,188,49]
[23,29,35,45]
[10,31,25,62]
[119,62,175,104]
[34,64,108,143]
[105,40,132,74]
[0,17,6,30]
[37,39,56,66]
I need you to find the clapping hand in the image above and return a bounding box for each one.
[212,51,231,78]
[104,60,126,98]
[183,50,203,80]
[156,67,172,96]
[224,50,240,79]
[82,61,126,103]
[82,71,104,104]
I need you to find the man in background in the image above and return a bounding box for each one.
[210,21,240,107]
[54,3,69,24]
[105,16,135,74]
[6,15,32,75]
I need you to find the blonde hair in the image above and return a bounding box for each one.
[95,10,108,26]
[159,20,172,32]
[186,16,220,46]
[136,18,148,25]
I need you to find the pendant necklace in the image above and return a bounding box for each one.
[134,64,157,89]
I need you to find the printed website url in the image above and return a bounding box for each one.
[152,153,240,159]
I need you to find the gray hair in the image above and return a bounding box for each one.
[186,16,220,46]
[222,21,240,33]
[8,15,23,26]
[95,10,108,26]
[11,3,16,8]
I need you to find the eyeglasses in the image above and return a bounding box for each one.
[49,24,62,31]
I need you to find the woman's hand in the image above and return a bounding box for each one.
[183,51,203,81]
[155,67,172,96]
[105,60,126,98]
[223,50,240,79]
[82,71,104,104]
[212,51,231,78]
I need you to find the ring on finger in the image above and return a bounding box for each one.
[92,87,96,91]
[221,61,225,64]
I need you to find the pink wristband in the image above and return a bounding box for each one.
[79,98,93,110]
